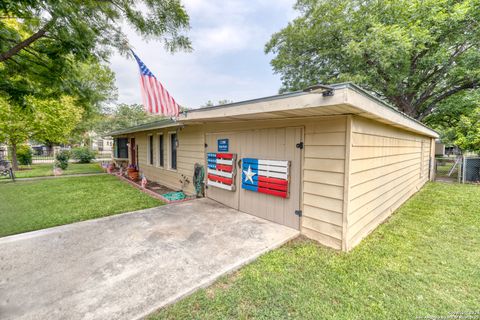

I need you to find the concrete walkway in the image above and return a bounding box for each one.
[0,198,299,320]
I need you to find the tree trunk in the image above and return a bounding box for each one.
[10,142,18,171]
[46,143,54,157]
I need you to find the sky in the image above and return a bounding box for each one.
[109,0,297,109]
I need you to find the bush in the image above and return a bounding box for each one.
[71,147,96,163]
[16,145,33,165]
[55,150,70,170]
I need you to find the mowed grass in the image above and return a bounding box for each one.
[13,162,103,178]
[152,183,480,319]
[0,175,163,237]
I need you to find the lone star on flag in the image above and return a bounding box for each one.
[243,165,256,183]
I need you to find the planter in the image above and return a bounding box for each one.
[127,168,139,180]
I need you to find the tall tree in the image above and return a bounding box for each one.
[266,0,480,120]
[0,18,117,108]
[0,97,30,169]
[0,95,83,169]
[0,0,189,113]
[425,89,480,152]
[453,108,480,153]
[0,0,191,63]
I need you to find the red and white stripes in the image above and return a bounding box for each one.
[132,50,180,117]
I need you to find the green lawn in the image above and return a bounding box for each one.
[0,175,163,237]
[152,183,480,319]
[12,162,104,178]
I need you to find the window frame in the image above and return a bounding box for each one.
[168,131,177,171]
[114,137,129,159]
[157,133,164,168]
[147,134,154,166]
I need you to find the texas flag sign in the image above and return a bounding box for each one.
[241,158,290,198]
[207,153,237,191]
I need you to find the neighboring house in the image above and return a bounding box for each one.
[100,137,114,152]
[0,143,7,159]
[30,144,52,156]
[91,137,113,152]
[435,141,445,156]
[88,132,113,152]
[111,83,438,251]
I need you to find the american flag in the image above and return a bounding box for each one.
[132,50,180,117]
[242,158,290,198]
[207,153,236,191]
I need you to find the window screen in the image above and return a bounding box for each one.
[115,138,128,159]
[159,135,164,167]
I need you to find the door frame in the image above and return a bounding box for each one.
[130,137,136,167]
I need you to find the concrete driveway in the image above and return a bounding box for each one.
[0,198,298,320]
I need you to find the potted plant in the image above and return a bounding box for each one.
[127,164,139,180]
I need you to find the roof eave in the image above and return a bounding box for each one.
[344,84,439,138]
[109,120,180,136]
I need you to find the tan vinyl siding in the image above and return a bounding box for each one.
[131,125,205,195]
[113,111,434,251]
[301,117,347,250]
[200,116,348,249]
[346,116,431,249]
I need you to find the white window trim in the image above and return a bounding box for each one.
[167,131,178,172]
[156,133,164,168]
[147,134,154,166]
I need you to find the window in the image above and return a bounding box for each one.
[158,134,164,167]
[170,133,177,170]
[148,135,154,165]
[114,138,128,159]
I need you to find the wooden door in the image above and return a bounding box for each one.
[238,127,302,229]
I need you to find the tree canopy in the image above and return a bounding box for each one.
[266,0,480,120]
[0,0,191,63]
[453,108,480,153]
[424,89,480,152]
[94,103,163,134]
[0,1,189,106]
[0,0,192,161]
[0,94,83,169]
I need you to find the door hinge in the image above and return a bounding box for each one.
[296,142,304,149]
[295,210,302,217]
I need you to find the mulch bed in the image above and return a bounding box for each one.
[145,180,175,194]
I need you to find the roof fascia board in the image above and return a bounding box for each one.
[180,91,347,121]
[344,86,439,138]
[110,121,181,136]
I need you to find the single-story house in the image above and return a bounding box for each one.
[110,83,438,251]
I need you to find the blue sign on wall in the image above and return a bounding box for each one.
[218,139,229,152]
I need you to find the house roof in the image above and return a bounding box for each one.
[111,83,439,138]
[108,118,178,136]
